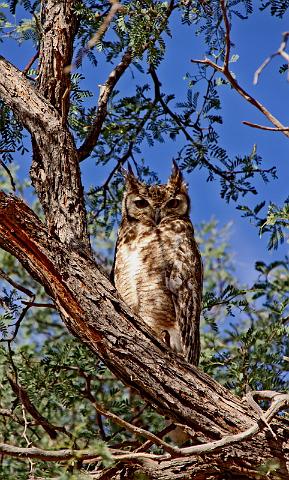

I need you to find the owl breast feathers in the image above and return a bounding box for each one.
[113,163,203,365]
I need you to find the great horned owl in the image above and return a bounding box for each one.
[113,163,203,365]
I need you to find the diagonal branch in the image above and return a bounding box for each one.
[253,31,289,85]
[0,55,89,246]
[0,55,59,134]
[0,191,255,439]
[78,0,177,162]
[0,267,34,298]
[8,375,71,440]
[82,375,179,456]
[78,49,133,162]
[72,0,125,71]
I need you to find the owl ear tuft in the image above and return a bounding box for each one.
[168,161,187,193]
[122,163,142,191]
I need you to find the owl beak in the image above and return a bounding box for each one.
[154,208,161,225]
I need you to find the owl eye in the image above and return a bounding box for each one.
[166,198,180,209]
[134,198,149,208]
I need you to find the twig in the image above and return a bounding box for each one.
[21,401,34,475]
[244,388,276,438]
[0,268,34,297]
[132,423,176,453]
[21,300,56,309]
[180,391,289,456]
[83,379,179,456]
[254,32,289,84]
[0,442,168,462]
[8,375,72,440]
[67,1,125,73]
[23,51,39,76]
[242,121,289,131]
[0,159,16,191]
[191,1,289,138]
[149,65,258,195]
[0,408,25,425]
[87,1,125,50]
[88,96,158,218]
[1,298,35,343]
[220,0,231,70]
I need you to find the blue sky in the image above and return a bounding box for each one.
[1,3,289,286]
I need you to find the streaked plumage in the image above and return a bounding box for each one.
[113,164,203,365]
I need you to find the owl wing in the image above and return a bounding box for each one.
[166,235,203,366]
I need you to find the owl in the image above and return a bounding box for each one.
[113,163,203,365]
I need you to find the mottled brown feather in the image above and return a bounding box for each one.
[113,166,203,365]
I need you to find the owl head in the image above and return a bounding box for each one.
[122,162,190,225]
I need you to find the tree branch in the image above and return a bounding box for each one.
[71,0,126,72]
[243,120,289,131]
[0,55,58,134]
[78,49,133,162]
[8,375,71,440]
[149,66,258,195]
[0,191,289,478]
[0,390,288,478]
[0,267,34,297]
[253,31,289,85]
[0,159,16,191]
[78,1,177,162]
[0,56,89,246]
[191,0,289,139]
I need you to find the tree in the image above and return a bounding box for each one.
[0,1,288,478]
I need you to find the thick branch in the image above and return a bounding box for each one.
[0,55,58,134]
[0,55,89,246]
[0,191,289,478]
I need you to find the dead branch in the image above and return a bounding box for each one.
[191,0,289,138]
[254,31,289,84]
[1,298,35,343]
[70,0,125,73]
[21,300,56,309]
[87,1,125,50]
[243,120,289,131]
[82,377,179,456]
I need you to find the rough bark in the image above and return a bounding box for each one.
[0,55,88,247]
[37,0,77,115]
[0,191,288,479]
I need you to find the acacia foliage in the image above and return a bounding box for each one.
[0,0,289,478]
